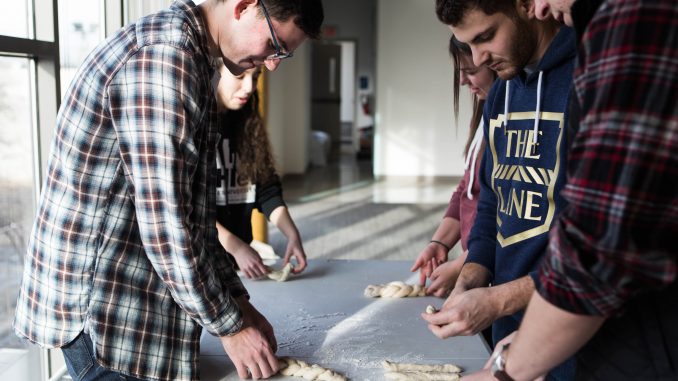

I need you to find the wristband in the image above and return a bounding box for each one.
[429,240,451,251]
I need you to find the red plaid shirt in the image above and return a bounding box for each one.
[537,0,678,317]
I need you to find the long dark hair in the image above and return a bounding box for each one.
[449,35,493,156]
[222,89,277,186]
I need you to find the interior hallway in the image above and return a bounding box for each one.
[268,153,464,263]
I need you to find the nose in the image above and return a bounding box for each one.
[264,59,281,72]
[460,72,470,86]
[534,0,551,20]
[242,76,254,94]
[471,47,489,68]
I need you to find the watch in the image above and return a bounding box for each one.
[491,343,516,381]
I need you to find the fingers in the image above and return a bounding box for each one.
[265,348,280,376]
[428,320,470,339]
[244,263,268,280]
[233,360,250,379]
[410,256,425,272]
[241,345,277,380]
[427,322,455,339]
[292,253,307,274]
[427,278,449,297]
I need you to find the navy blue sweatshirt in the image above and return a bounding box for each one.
[467,27,576,345]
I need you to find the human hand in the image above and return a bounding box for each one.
[220,299,279,379]
[422,288,498,339]
[410,243,448,285]
[233,246,269,279]
[283,237,307,274]
[427,260,463,297]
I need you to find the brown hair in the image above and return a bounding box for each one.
[448,35,494,156]
[259,0,325,39]
[223,90,277,185]
[435,0,517,26]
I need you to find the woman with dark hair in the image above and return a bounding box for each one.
[411,36,496,297]
[214,59,307,279]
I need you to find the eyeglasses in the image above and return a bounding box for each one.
[259,0,293,61]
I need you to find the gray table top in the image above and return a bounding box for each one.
[200,259,490,380]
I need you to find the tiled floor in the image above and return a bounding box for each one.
[270,152,465,262]
[282,152,459,205]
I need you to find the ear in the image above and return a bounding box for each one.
[517,0,537,19]
[233,0,257,21]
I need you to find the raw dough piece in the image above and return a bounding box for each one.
[382,360,462,373]
[364,281,426,298]
[384,371,460,380]
[266,263,293,282]
[278,357,347,381]
[382,360,462,380]
[425,305,438,314]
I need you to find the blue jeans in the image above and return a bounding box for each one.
[61,332,145,381]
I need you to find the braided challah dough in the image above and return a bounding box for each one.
[382,360,462,380]
[382,360,461,373]
[278,357,347,380]
[266,263,293,282]
[364,281,426,298]
[384,370,460,380]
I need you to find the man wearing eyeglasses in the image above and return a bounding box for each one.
[13,1,323,380]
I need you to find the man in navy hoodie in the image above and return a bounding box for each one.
[423,0,576,379]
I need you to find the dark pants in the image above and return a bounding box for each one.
[61,332,146,381]
[576,282,678,380]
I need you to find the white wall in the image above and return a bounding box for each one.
[374,0,474,177]
[267,43,312,175]
[339,41,356,123]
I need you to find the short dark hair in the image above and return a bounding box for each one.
[262,0,324,39]
[435,0,516,26]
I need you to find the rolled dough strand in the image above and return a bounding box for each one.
[384,371,460,381]
[266,263,293,282]
[382,360,462,373]
[425,305,438,314]
[364,281,427,298]
[278,357,348,381]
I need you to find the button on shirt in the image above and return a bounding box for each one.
[13,1,247,380]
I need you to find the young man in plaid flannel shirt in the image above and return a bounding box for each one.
[13,1,323,380]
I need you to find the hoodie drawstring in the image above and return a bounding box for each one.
[464,118,484,200]
[502,80,510,134]
[532,70,544,155]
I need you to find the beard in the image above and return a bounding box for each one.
[495,18,538,80]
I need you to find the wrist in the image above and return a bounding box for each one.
[429,239,451,252]
[490,344,515,381]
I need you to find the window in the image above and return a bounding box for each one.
[0,0,31,39]
[0,56,43,381]
[0,1,175,379]
[58,0,104,96]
